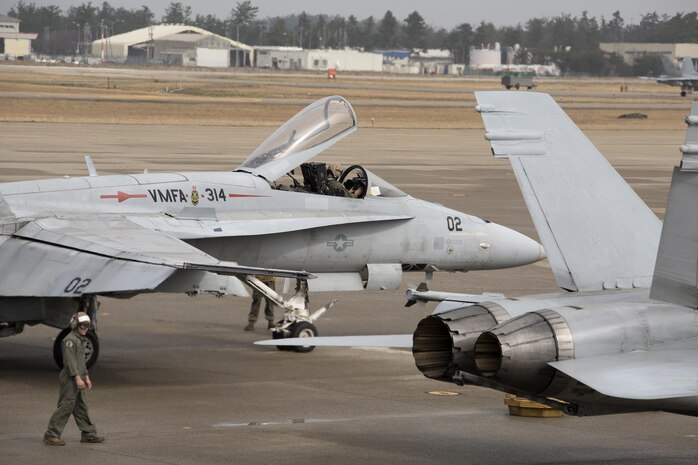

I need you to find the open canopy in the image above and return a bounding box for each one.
[237,96,357,181]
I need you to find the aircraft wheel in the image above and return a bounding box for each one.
[53,327,100,369]
[505,85,512,89]
[515,84,520,90]
[286,322,318,353]
[272,324,293,351]
[681,91,687,97]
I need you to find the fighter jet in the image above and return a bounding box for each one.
[263,93,698,417]
[656,55,698,97]
[0,95,544,367]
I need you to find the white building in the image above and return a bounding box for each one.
[254,47,383,72]
[0,15,38,58]
[154,33,232,67]
[470,44,502,71]
[90,24,253,66]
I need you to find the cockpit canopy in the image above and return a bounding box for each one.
[237,96,357,181]
[236,95,406,199]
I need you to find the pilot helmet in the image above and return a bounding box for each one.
[327,163,343,178]
[70,312,91,330]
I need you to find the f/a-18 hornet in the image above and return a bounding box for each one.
[264,93,698,417]
[656,55,698,97]
[0,96,544,366]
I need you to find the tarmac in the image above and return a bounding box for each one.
[0,122,696,464]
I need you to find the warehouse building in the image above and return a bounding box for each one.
[90,24,253,67]
[599,42,698,65]
[0,15,38,58]
[254,46,383,72]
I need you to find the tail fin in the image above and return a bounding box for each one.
[660,55,681,76]
[680,57,697,76]
[475,92,661,292]
[650,103,698,308]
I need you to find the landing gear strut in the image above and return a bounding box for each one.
[245,275,336,353]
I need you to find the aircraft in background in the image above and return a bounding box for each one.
[0,95,544,367]
[657,55,698,96]
[263,92,698,417]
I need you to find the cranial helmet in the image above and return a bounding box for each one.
[70,312,91,330]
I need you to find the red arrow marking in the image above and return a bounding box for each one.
[100,191,147,203]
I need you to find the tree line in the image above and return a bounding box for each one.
[6,1,698,75]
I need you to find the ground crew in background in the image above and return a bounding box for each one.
[44,312,104,446]
[245,275,276,331]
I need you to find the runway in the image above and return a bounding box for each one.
[0,123,696,464]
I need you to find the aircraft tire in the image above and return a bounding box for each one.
[681,91,687,97]
[53,327,100,369]
[287,322,317,353]
[272,324,293,351]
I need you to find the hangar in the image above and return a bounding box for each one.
[90,24,253,67]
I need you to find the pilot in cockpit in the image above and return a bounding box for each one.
[344,177,366,199]
[325,164,352,197]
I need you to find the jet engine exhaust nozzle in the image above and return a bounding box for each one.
[473,309,574,395]
[412,303,510,382]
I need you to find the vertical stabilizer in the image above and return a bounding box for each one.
[650,103,698,308]
[660,55,681,77]
[475,92,662,292]
[681,57,697,76]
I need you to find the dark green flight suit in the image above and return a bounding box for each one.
[325,178,352,197]
[45,330,98,440]
[249,275,277,323]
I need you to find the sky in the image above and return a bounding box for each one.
[1,0,696,29]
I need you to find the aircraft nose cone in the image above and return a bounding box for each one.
[485,223,545,269]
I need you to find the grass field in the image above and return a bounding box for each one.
[0,63,693,129]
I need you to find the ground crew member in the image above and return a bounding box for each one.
[43,312,104,446]
[245,275,277,331]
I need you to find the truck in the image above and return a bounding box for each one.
[501,72,534,90]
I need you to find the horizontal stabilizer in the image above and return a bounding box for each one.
[550,350,698,400]
[475,92,661,291]
[255,334,413,348]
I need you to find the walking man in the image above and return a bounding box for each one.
[44,312,104,446]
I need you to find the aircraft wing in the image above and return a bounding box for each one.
[475,92,661,292]
[550,349,698,400]
[0,216,310,297]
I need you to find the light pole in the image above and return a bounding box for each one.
[74,23,80,56]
